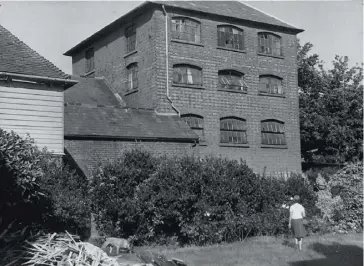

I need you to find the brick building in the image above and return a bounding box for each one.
[64,1,304,175]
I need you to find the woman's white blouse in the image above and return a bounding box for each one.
[290,203,305,219]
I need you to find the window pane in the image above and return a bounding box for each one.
[218,26,243,50]
[172,18,201,43]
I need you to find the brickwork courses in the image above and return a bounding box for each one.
[67,2,303,175]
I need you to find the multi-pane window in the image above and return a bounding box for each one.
[261,120,286,145]
[172,18,201,43]
[85,48,94,73]
[218,70,248,92]
[259,75,284,95]
[126,63,138,91]
[125,25,136,53]
[258,33,282,56]
[217,26,244,50]
[220,117,247,144]
[173,65,202,86]
[182,114,204,141]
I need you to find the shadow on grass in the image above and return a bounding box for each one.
[289,242,363,266]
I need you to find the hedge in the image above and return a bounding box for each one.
[90,150,318,246]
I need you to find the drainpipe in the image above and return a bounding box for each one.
[156,5,180,116]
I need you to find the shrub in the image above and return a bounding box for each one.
[314,162,363,233]
[0,128,90,243]
[89,148,157,239]
[39,155,91,239]
[91,150,320,246]
[0,129,46,242]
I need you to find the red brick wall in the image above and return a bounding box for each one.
[151,7,302,174]
[71,10,156,109]
[65,139,198,176]
[70,6,302,174]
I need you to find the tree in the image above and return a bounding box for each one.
[298,41,363,163]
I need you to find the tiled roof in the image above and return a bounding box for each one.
[0,24,68,79]
[65,76,122,107]
[64,77,197,141]
[64,1,303,56]
[65,106,198,141]
[154,1,301,31]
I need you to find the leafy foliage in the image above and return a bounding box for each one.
[298,42,363,163]
[90,151,317,246]
[315,162,363,233]
[89,148,157,239]
[0,128,90,245]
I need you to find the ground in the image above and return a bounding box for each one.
[117,233,363,266]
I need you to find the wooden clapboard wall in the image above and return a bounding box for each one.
[0,82,64,154]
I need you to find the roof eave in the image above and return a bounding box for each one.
[0,72,78,89]
[64,1,303,56]
[63,1,153,56]
[64,134,198,143]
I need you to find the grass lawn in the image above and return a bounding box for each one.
[128,233,363,266]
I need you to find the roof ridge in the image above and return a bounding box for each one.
[0,24,69,79]
[238,1,301,30]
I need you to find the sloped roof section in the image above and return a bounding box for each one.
[64,106,198,141]
[0,24,68,79]
[65,76,122,107]
[154,1,302,31]
[64,1,303,56]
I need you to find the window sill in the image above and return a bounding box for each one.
[172,83,205,90]
[82,70,95,77]
[220,143,250,148]
[261,144,287,149]
[257,53,284,59]
[124,50,137,58]
[124,89,138,96]
[171,39,204,47]
[258,92,286,98]
[218,89,247,94]
[217,47,246,54]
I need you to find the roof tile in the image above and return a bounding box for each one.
[0,24,68,79]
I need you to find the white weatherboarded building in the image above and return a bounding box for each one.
[0,24,77,154]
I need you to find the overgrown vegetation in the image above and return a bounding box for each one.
[0,128,90,264]
[90,149,320,246]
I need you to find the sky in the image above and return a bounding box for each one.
[0,1,362,75]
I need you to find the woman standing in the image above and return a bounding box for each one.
[288,195,306,251]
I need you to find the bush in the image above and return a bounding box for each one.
[39,155,91,239]
[0,129,47,242]
[91,150,318,246]
[314,162,363,233]
[0,128,90,244]
[89,148,157,239]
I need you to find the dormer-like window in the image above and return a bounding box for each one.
[126,63,138,91]
[125,25,136,53]
[258,32,282,56]
[173,64,202,86]
[218,70,247,92]
[171,17,201,43]
[217,26,244,50]
[85,48,94,73]
[259,75,283,95]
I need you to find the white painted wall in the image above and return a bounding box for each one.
[0,83,64,154]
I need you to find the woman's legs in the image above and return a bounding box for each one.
[295,238,298,245]
[297,238,302,250]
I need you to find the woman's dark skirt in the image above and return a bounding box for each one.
[291,218,306,238]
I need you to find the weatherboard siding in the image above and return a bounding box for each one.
[0,83,64,154]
